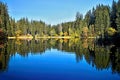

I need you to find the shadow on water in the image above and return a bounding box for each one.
[96,34,120,74]
[0,38,120,75]
[0,40,9,72]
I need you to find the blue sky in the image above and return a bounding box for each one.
[1,0,118,25]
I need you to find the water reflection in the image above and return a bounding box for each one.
[0,38,120,76]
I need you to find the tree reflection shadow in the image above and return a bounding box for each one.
[0,38,120,75]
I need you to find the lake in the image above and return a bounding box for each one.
[0,38,120,80]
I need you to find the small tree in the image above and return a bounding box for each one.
[82,27,88,37]
[59,31,63,36]
[15,30,22,37]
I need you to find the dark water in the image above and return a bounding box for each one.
[0,39,120,80]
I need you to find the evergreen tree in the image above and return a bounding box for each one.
[84,10,92,27]
[111,0,117,30]
[116,0,120,33]
[0,2,9,34]
[94,5,110,36]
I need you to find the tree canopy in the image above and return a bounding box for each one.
[0,0,120,38]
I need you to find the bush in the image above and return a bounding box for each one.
[107,27,116,36]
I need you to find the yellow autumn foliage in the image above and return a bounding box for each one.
[107,27,116,36]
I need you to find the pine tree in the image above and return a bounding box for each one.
[94,5,110,36]
[111,0,117,30]
[116,0,120,33]
[0,2,9,34]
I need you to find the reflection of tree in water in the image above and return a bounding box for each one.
[60,38,110,70]
[55,38,120,75]
[86,40,120,75]
[7,39,48,57]
[90,46,110,70]
[0,41,9,71]
[110,46,120,74]
[0,39,120,75]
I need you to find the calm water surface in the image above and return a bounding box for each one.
[0,39,120,80]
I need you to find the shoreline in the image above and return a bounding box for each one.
[8,36,96,39]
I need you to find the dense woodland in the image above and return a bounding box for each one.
[0,0,120,38]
